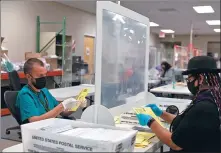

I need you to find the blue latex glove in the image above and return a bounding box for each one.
[146,104,163,117]
[136,114,152,126]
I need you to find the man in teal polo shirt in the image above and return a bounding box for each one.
[16,58,86,124]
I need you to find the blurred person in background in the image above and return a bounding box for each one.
[159,61,174,85]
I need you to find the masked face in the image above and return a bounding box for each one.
[30,76,46,89]
[27,64,47,90]
[187,76,199,95]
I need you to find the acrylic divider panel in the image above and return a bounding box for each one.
[101,9,147,108]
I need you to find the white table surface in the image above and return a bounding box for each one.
[150,84,191,95]
[148,79,160,85]
[49,84,95,101]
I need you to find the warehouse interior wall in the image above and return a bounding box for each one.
[1,1,160,62]
[1,1,96,62]
[160,34,220,55]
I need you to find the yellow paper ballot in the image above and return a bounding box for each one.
[114,116,120,124]
[135,132,155,148]
[71,88,89,111]
[76,88,89,100]
[135,141,150,148]
[133,107,145,114]
[137,132,155,140]
[133,107,164,127]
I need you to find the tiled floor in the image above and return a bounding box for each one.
[0,139,20,151]
[1,115,21,142]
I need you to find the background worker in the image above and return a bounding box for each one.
[159,61,174,85]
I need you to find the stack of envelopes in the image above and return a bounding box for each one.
[135,132,155,148]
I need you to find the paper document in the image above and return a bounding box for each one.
[133,107,164,127]
[40,125,73,134]
[114,116,120,124]
[135,132,155,148]
[71,88,89,111]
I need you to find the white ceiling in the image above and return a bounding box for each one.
[58,0,220,35]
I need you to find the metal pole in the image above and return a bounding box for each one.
[190,22,193,47]
[62,17,66,86]
[36,16,40,53]
[189,22,193,57]
[62,17,66,64]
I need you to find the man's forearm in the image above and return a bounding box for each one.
[150,121,182,151]
[61,110,74,117]
[29,104,64,122]
[160,111,176,124]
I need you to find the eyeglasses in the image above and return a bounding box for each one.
[185,75,197,83]
[185,77,192,83]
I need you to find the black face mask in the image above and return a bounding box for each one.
[187,78,199,95]
[31,76,46,89]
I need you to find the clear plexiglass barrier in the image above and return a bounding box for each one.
[100,9,147,108]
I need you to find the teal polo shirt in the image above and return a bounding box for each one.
[16,85,59,123]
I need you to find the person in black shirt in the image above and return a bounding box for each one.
[137,56,221,152]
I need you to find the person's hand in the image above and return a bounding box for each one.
[78,99,87,108]
[61,98,77,110]
[136,114,152,126]
[146,104,163,117]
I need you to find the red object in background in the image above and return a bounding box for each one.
[159,31,165,38]
[126,68,133,77]
[1,70,62,80]
[174,45,178,49]
[123,68,134,80]
[1,70,63,116]
[188,44,193,51]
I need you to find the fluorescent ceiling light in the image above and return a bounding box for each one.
[129,36,132,40]
[138,41,140,44]
[150,22,159,27]
[161,29,175,33]
[112,14,125,24]
[124,28,128,30]
[214,29,220,32]
[206,20,220,25]
[193,6,214,14]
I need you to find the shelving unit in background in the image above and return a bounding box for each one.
[40,32,73,86]
[37,16,73,87]
[55,34,72,69]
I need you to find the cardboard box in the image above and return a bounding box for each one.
[1,50,8,58]
[25,52,41,60]
[21,118,137,152]
[45,57,58,70]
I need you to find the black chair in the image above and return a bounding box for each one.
[8,70,21,91]
[4,91,22,139]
